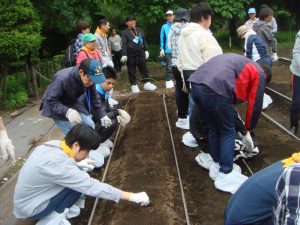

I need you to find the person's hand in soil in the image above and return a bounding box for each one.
[117,109,131,126]
[121,191,150,206]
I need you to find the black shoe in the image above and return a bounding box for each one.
[291,126,298,135]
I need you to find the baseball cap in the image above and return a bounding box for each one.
[82,33,96,44]
[126,15,136,21]
[166,10,174,15]
[79,59,106,84]
[248,8,256,14]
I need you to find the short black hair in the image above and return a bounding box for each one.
[259,7,273,20]
[65,124,101,150]
[103,66,118,80]
[77,20,90,33]
[190,2,213,23]
[98,16,108,27]
[257,61,272,84]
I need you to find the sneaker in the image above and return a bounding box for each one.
[209,163,241,181]
[176,118,189,130]
[182,132,198,148]
[143,82,157,91]
[195,152,214,170]
[214,170,248,194]
[108,98,119,107]
[131,84,140,93]
[165,80,174,89]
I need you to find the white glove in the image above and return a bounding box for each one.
[0,130,16,164]
[241,132,254,154]
[100,116,112,128]
[117,109,131,126]
[121,56,127,63]
[145,51,149,59]
[272,53,278,62]
[160,49,165,57]
[129,192,150,206]
[77,158,96,171]
[66,109,82,124]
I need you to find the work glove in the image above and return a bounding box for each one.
[145,51,149,60]
[129,192,150,206]
[66,109,82,124]
[160,49,165,57]
[117,109,131,126]
[241,131,254,154]
[77,159,96,171]
[100,115,112,128]
[272,53,278,62]
[121,56,128,63]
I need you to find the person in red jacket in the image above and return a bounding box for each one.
[188,53,272,192]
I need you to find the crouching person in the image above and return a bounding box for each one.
[13,124,149,224]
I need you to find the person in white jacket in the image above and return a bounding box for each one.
[13,124,149,223]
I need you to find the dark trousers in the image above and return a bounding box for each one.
[30,188,81,220]
[164,53,173,81]
[291,74,300,129]
[191,83,235,173]
[112,50,122,71]
[95,118,118,143]
[172,66,188,118]
[126,50,149,85]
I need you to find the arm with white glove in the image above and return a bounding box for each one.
[241,131,254,154]
[121,56,127,63]
[0,117,16,164]
[100,115,112,128]
[145,51,149,60]
[121,191,150,206]
[77,159,96,172]
[66,109,82,124]
[117,109,131,126]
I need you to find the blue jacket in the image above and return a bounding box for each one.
[40,67,106,121]
[160,22,172,54]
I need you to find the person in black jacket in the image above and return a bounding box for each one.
[121,16,157,93]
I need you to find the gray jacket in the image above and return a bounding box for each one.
[253,20,277,55]
[290,31,300,77]
[14,140,122,218]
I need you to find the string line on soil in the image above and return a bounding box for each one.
[242,159,254,175]
[162,94,191,225]
[87,102,130,225]
[266,87,292,101]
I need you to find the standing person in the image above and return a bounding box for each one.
[160,10,175,89]
[245,8,258,29]
[168,8,190,129]
[13,124,150,224]
[73,20,90,59]
[94,17,113,67]
[253,6,278,61]
[189,53,272,192]
[121,16,157,93]
[40,59,111,135]
[260,4,278,34]
[76,33,102,65]
[108,29,122,72]
[290,30,300,135]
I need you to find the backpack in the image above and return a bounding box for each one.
[61,43,76,68]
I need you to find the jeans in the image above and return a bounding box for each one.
[290,74,300,129]
[164,53,173,81]
[54,113,95,135]
[191,83,235,173]
[172,66,188,118]
[224,218,273,225]
[30,188,82,220]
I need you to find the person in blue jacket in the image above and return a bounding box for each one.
[160,9,175,89]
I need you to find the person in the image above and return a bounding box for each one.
[76,33,102,65]
[108,29,122,72]
[121,16,157,93]
[160,10,175,89]
[168,8,190,129]
[260,4,278,34]
[245,8,258,29]
[253,6,278,61]
[13,124,150,224]
[237,25,272,67]
[94,17,113,67]
[73,20,90,60]
[0,116,15,164]
[224,152,300,225]
[40,59,111,135]
[290,30,300,135]
[188,53,272,193]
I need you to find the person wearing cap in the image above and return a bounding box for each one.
[73,20,90,59]
[13,124,150,224]
[94,16,114,67]
[245,8,258,29]
[40,59,112,135]
[76,33,102,65]
[237,25,272,67]
[160,9,175,89]
[121,16,157,93]
[168,8,190,130]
